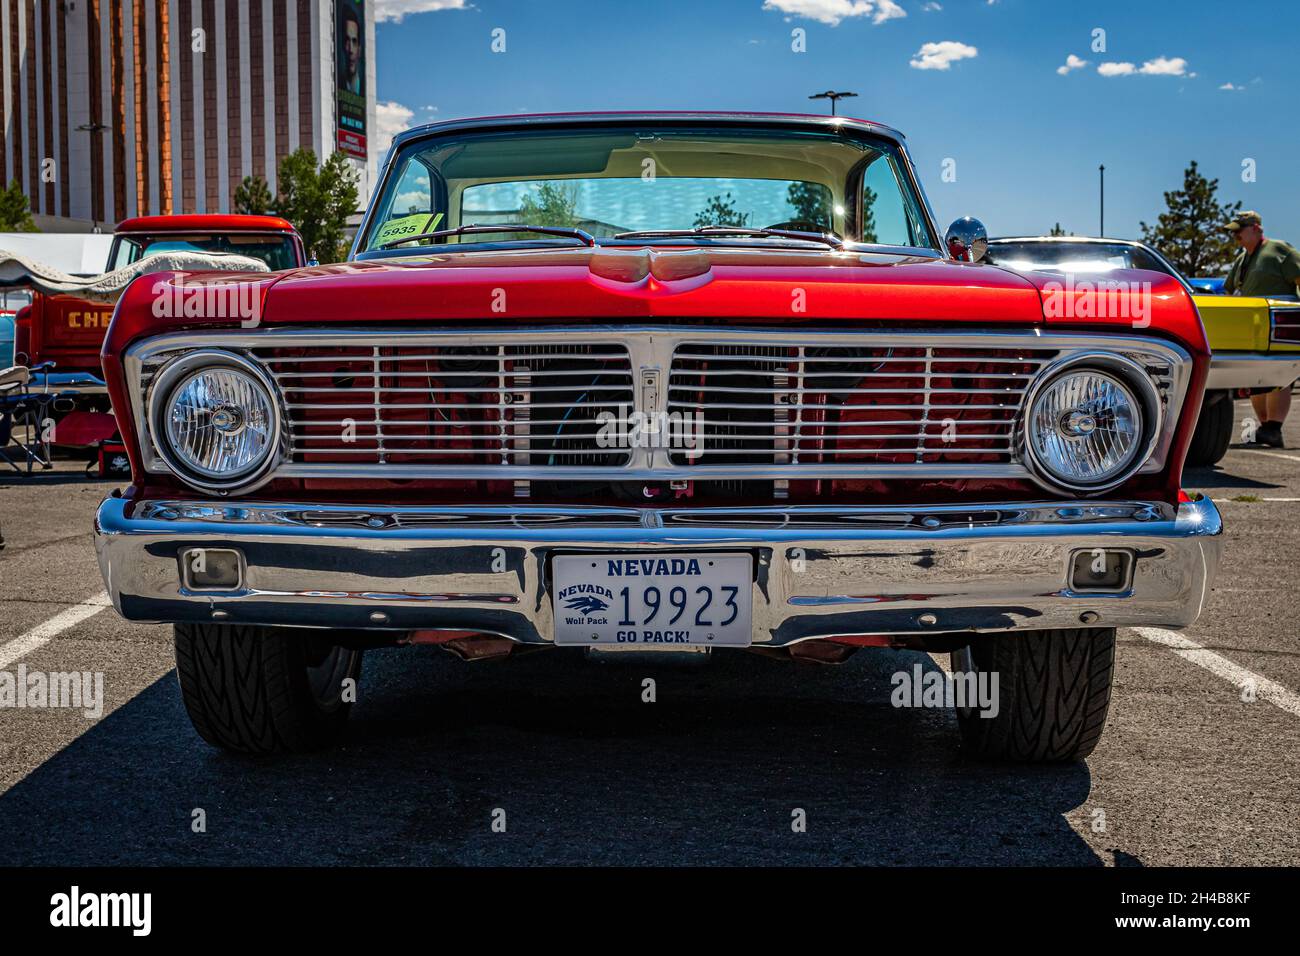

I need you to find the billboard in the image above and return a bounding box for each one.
[336,0,367,159]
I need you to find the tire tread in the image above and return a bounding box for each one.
[956,627,1115,762]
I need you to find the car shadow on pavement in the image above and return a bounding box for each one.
[1183,464,1282,490]
[0,645,1112,866]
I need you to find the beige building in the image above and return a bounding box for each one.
[1,0,377,232]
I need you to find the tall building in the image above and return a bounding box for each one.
[1,0,377,232]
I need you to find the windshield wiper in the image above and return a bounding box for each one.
[613,226,845,249]
[379,223,597,250]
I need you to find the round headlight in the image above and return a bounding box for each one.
[1024,358,1157,492]
[150,351,280,488]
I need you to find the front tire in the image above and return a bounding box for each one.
[950,627,1115,762]
[174,623,362,753]
[1185,390,1233,466]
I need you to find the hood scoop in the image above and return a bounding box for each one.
[587,247,714,291]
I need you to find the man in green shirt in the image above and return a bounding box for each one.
[1223,211,1300,447]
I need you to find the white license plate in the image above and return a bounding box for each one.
[552,553,753,647]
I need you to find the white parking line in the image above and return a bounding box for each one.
[0,591,111,670]
[1244,450,1300,465]
[1211,502,1300,509]
[1134,627,1300,719]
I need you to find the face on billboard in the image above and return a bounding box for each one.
[339,5,363,95]
[336,1,367,158]
[344,19,361,85]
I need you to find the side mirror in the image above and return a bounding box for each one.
[945,217,988,263]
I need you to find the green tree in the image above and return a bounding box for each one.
[273,148,359,263]
[234,175,273,215]
[861,184,878,244]
[693,192,750,229]
[785,181,832,229]
[1140,161,1241,277]
[1050,222,1066,237]
[516,181,579,227]
[0,182,38,231]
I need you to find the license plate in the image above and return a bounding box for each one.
[552,553,753,647]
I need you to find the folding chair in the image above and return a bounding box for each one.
[0,361,60,473]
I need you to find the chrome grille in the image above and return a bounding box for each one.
[667,341,1058,466]
[253,342,634,467]
[128,328,1192,488]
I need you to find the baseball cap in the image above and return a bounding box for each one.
[1225,210,1262,232]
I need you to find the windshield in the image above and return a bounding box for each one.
[108,233,300,271]
[985,241,1176,277]
[361,124,937,253]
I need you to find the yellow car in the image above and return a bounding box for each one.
[987,237,1300,465]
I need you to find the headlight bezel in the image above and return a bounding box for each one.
[147,349,284,492]
[1019,351,1163,495]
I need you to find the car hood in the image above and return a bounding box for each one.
[256,246,1048,326]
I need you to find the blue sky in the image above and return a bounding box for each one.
[372,0,1300,242]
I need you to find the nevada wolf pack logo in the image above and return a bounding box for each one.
[564,595,610,615]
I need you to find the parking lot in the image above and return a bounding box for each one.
[0,396,1297,867]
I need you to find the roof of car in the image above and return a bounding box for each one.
[989,236,1143,245]
[114,214,297,234]
[388,111,909,156]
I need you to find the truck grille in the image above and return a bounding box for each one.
[251,342,634,467]
[667,342,1056,466]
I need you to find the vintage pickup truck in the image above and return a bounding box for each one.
[13,214,306,406]
[986,236,1300,465]
[93,113,1223,760]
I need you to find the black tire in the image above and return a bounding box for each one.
[1185,391,1233,466]
[174,622,362,754]
[950,627,1115,762]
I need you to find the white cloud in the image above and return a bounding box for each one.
[1056,54,1087,75]
[374,101,415,157]
[872,0,906,22]
[374,0,469,23]
[1097,55,1190,78]
[1097,61,1136,77]
[909,40,978,71]
[1220,82,1243,91]
[922,1,942,9]
[761,0,905,26]
[1138,55,1188,76]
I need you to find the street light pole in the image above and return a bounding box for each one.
[809,90,858,116]
[1099,164,1105,237]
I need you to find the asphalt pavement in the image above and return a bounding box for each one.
[0,396,1297,866]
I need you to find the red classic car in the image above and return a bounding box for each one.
[93,113,1222,760]
[13,214,306,402]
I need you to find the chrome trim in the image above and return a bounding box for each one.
[1018,351,1164,494]
[1207,352,1300,390]
[94,494,1222,642]
[124,327,1192,491]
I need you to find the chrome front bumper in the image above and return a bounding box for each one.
[94,495,1223,645]
[1207,353,1300,390]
